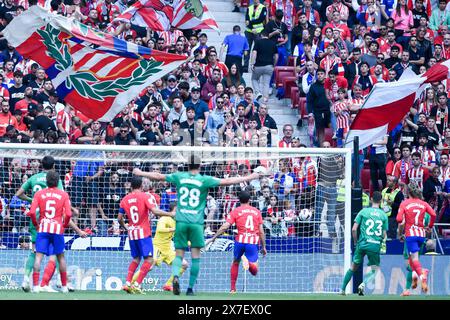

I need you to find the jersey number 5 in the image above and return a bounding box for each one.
[45,200,56,219]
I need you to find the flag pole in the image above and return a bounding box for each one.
[351,136,364,293]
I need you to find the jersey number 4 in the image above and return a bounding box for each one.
[245,215,254,231]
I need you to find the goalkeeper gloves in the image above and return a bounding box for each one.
[380,241,386,254]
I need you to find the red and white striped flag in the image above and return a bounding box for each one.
[115,0,219,32]
[345,60,450,150]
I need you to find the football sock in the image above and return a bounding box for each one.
[230,261,239,291]
[341,269,354,291]
[166,268,185,286]
[32,272,40,287]
[127,261,139,283]
[25,252,35,277]
[60,272,67,287]
[136,261,152,285]
[40,260,56,287]
[249,263,258,276]
[411,260,423,277]
[188,258,200,289]
[171,256,183,278]
[363,269,376,287]
[406,265,413,290]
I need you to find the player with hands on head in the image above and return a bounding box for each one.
[340,191,388,296]
[119,176,176,294]
[133,154,260,296]
[207,190,266,293]
[396,182,436,294]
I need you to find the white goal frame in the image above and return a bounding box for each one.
[0,143,352,293]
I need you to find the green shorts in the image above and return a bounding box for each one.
[353,245,380,266]
[174,222,204,249]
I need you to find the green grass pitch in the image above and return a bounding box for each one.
[0,290,449,300]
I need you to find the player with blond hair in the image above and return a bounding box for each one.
[396,182,436,294]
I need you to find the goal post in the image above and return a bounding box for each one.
[0,143,352,293]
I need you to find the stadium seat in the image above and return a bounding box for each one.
[299,97,307,118]
[360,169,371,193]
[282,76,297,100]
[324,128,333,144]
[274,66,296,89]
[287,56,296,67]
[291,86,300,109]
[240,0,249,7]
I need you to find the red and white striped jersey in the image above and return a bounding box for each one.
[278,138,292,148]
[392,159,412,184]
[158,30,184,48]
[27,187,72,235]
[226,204,263,245]
[333,101,349,129]
[412,146,436,167]
[56,109,71,135]
[406,166,429,190]
[397,198,436,238]
[119,191,156,240]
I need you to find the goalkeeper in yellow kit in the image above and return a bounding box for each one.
[133,202,188,291]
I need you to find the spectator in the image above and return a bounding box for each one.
[429,0,450,32]
[201,68,222,103]
[244,0,267,72]
[28,68,46,97]
[222,63,246,91]
[8,70,25,113]
[266,9,289,66]
[114,123,134,145]
[14,86,36,116]
[307,68,330,146]
[250,30,278,103]
[206,95,226,146]
[220,25,249,76]
[381,175,404,239]
[161,74,179,101]
[255,103,278,146]
[165,94,186,131]
[29,103,56,135]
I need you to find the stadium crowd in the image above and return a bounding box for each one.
[0,0,449,240]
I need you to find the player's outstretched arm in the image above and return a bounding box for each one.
[220,172,260,186]
[207,222,232,244]
[151,206,176,218]
[259,224,267,257]
[133,168,166,181]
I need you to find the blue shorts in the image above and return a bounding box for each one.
[233,242,259,263]
[129,237,153,259]
[406,236,426,254]
[36,233,65,256]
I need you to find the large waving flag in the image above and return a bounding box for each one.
[345,59,450,150]
[115,0,219,32]
[2,6,188,121]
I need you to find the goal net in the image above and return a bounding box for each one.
[0,144,352,293]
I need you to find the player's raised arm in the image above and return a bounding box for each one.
[151,206,176,218]
[133,168,166,181]
[220,172,260,186]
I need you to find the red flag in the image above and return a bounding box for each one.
[345,60,450,150]
[115,0,219,32]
